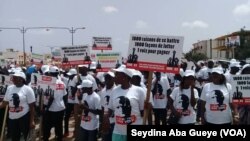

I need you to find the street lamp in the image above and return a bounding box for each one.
[0,26,85,66]
[45,27,85,45]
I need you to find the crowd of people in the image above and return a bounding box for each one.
[0,58,250,141]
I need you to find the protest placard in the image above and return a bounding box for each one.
[126,34,184,74]
[92,37,112,50]
[94,52,121,72]
[231,75,250,105]
[61,45,91,67]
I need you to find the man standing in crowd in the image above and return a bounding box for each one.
[43,66,67,141]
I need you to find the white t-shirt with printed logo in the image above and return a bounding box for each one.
[151,77,170,109]
[80,92,101,130]
[170,87,199,124]
[49,79,67,112]
[100,86,115,124]
[4,85,35,119]
[200,83,233,124]
[108,85,145,135]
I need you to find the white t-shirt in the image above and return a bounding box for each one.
[48,79,67,112]
[197,67,213,80]
[151,77,170,109]
[200,83,233,124]
[170,87,199,124]
[67,78,77,104]
[108,85,145,135]
[100,86,115,124]
[80,92,101,130]
[4,85,35,119]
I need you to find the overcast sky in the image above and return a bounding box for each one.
[0,0,250,57]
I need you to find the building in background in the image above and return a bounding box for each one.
[192,30,250,60]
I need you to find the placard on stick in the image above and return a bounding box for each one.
[232,75,250,105]
[61,45,91,67]
[95,52,121,72]
[126,34,184,74]
[92,37,112,50]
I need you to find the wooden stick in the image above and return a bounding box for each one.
[143,71,153,125]
[0,105,8,141]
[39,89,44,141]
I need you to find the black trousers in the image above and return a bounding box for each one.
[43,110,64,141]
[64,103,74,133]
[153,108,167,125]
[0,108,5,134]
[9,112,30,141]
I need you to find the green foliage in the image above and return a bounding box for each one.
[184,51,208,62]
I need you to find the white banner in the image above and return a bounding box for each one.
[60,45,91,66]
[126,34,184,73]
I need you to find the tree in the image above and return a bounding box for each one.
[184,51,208,62]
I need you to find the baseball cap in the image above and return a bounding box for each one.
[67,68,77,76]
[113,66,133,78]
[49,66,59,73]
[77,79,93,88]
[131,69,143,78]
[229,62,241,68]
[41,65,50,74]
[11,71,26,81]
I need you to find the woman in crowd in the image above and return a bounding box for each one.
[0,71,36,141]
[200,68,238,125]
[169,70,199,124]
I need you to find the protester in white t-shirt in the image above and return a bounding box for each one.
[130,69,154,125]
[151,71,171,125]
[200,67,238,125]
[73,64,98,138]
[76,79,101,141]
[64,68,78,137]
[43,66,67,141]
[169,70,199,124]
[103,67,145,141]
[100,71,116,141]
[0,71,35,141]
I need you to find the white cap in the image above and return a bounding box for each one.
[78,64,89,68]
[131,69,143,78]
[230,59,237,63]
[41,65,50,74]
[11,71,26,80]
[67,68,77,76]
[104,71,115,77]
[212,67,223,74]
[184,70,195,77]
[113,66,133,78]
[77,79,93,88]
[49,66,59,73]
[197,61,204,66]
[229,62,241,68]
